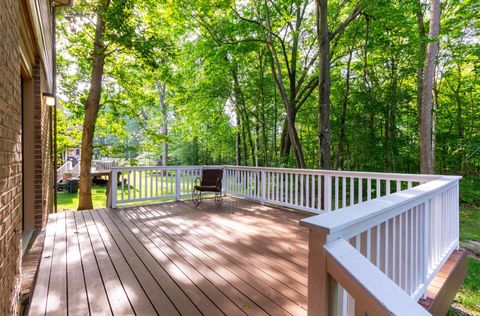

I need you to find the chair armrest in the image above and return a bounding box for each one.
[216,177,222,189]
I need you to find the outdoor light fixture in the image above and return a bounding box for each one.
[43,92,56,107]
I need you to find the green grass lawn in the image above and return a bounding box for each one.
[449,207,480,315]
[57,185,109,211]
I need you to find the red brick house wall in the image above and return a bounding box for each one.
[0,0,23,313]
[33,59,53,229]
[0,0,55,313]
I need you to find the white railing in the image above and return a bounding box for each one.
[93,159,117,171]
[71,163,80,178]
[224,166,438,213]
[108,165,439,210]
[300,175,461,315]
[108,166,206,207]
[56,161,72,182]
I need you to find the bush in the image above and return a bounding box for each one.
[460,177,480,207]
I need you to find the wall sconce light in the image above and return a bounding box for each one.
[43,92,56,107]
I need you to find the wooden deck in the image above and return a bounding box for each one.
[28,197,310,316]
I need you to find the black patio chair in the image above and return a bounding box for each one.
[192,168,223,206]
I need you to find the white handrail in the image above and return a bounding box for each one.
[325,239,431,316]
[224,165,440,182]
[109,165,445,212]
[224,166,440,213]
[300,175,460,315]
[56,161,72,182]
[109,166,205,207]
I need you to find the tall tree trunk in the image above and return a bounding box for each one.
[432,79,439,170]
[235,115,241,166]
[232,64,256,166]
[262,122,268,166]
[241,122,248,166]
[454,64,463,173]
[254,125,260,167]
[279,119,291,157]
[263,3,306,169]
[419,0,441,174]
[273,86,278,165]
[78,3,109,210]
[316,0,332,169]
[335,45,354,169]
[416,0,426,119]
[156,82,168,167]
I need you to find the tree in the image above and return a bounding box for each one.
[57,0,174,210]
[156,82,168,167]
[316,0,363,169]
[419,0,441,174]
[56,0,480,184]
[78,0,110,210]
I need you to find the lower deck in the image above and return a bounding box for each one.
[28,197,310,316]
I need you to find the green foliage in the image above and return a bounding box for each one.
[449,258,480,315]
[56,0,479,172]
[56,0,175,162]
[459,208,480,243]
[460,178,480,207]
[452,206,480,315]
[57,185,108,211]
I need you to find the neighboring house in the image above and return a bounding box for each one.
[0,0,71,314]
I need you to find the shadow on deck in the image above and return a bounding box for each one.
[27,197,310,316]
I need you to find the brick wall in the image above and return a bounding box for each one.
[0,0,54,313]
[33,60,53,229]
[0,0,23,314]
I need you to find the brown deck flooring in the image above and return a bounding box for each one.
[27,197,310,316]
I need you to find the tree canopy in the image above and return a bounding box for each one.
[56,0,480,175]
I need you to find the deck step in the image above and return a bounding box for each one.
[418,250,467,316]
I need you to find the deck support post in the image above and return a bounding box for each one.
[307,228,330,316]
[175,168,181,201]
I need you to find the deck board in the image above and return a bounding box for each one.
[65,212,89,316]
[28,197,310,316]
[137,203,308,297]
[89,210,159,315]
[28,213,57,316]
[74,211,112,315]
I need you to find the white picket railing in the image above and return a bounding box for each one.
[93,159,117,171]
[106,165,460,315]
[108,166,205,207]
[56,161,72,182]
[108,165,439,210]
[71,163,80,177]
[224,166,438,213]
[301,175,461,315]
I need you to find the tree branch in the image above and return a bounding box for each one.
[329,2,363,40]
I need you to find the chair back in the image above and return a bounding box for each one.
[201,169,223,187]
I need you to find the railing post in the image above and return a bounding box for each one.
[106,180,112,208]
[307,228,330,316]
[324,175,332,212]
[455,182,460,249]
[261,170,266,204]
[109,170,117,208]
[175,168,181,201]
[422,199,430,299]
[222,168,228,196]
